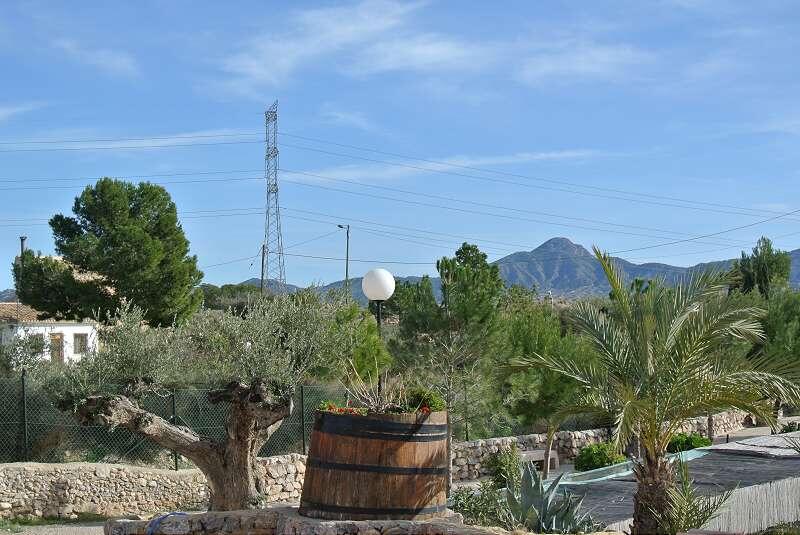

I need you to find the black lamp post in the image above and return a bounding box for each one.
[362,268,395,394]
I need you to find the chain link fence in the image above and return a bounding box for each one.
[0,373,346,469]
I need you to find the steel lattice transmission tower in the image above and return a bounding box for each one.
[260,100,285,292]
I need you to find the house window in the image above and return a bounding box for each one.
[30,334,45,354]
[49,333,64,363]
[74,333,89,354]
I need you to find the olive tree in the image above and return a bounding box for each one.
[41,290,377,511]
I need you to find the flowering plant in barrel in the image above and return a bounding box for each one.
[299,364,450,520]
[31,291,381,511]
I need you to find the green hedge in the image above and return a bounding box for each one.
[667,432,711,453]
[574,442,626,472]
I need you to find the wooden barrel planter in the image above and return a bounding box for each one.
[298,410,449,520]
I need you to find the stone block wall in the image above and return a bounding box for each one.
[106,507,497,535]
[0,411,751,519]
[675,409,750,438]
[451,410,750,482]
[452,428,610,481]
[0,454,305,520]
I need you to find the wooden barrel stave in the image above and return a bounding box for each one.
[298,410,448,520]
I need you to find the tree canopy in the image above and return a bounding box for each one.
[491,286,594,432]
[33,290,382,510]
[14,178,203,325]
[731,236,791,298]
[200,282,263,314]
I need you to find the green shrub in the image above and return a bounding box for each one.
[450,480,510,528]
[780,421,800,434]
[403,387,446,412]
[574,442,626,472]
[667,432,711,453]
[486,444,522,490]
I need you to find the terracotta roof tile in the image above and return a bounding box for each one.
[0,302,95,324]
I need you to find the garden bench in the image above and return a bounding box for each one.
[520,448,559,471]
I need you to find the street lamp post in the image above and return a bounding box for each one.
[337,224,350,293]
[362,268,395,394]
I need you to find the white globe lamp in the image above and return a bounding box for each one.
[362,268,395,302]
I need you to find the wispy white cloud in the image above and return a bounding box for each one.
[0,102,46,122]
[751,116,800,136]
[213,1,662,97]
[752,202,791,212]
[219,0,421,93]
[352,33,497,75]
[54,39,140,77]
[517,40,652,86]
[321,106,377,132]
[10,127,254,152]
[682,53,740,82]
[294,149,612,184]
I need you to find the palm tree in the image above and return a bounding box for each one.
[514,248,800,534]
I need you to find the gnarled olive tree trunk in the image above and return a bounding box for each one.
[70,380,291,511]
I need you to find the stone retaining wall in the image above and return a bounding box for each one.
[0,411,751,519]
[451,410,750,481]
[0,454,305,520]
[105,506,494,535]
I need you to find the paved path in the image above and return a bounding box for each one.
[566,430,800,531]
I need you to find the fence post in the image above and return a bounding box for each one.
[463,378,470,442]
[171,390,179,471]
[300,385,306,454]
[20,369,29,461]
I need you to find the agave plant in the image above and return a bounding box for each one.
[505,461,599,534]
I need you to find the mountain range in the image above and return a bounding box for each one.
[3,238,799,304]
[241,237,800,302]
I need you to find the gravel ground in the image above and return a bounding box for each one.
[7,523,104,534]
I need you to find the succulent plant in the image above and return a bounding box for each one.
[505,461,599,533]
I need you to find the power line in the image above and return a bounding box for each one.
[0,168,261,184]
[0,132,259,145]
[0,168,753,248]
[281,141,795,221]
[284,229,342,250]
[245,209,796,274]
[280,168,749,247]
[0,126,779,219]
[279,175,764,250]
[0,175,263,192]
[200,249,261,269]
[282,207,538,250]
[6,204,794,275]
[201,227,348,269]
[279,131,796,219]
[0,140,261,153]
[4,188,796,259]
[279,251,432,265]
[0,126,793,221]
[607,205,800,255]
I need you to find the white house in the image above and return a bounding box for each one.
[0,302,98,362]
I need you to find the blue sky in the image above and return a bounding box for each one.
[1,0,799,290]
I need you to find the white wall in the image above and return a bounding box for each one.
[1,323,97,362]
